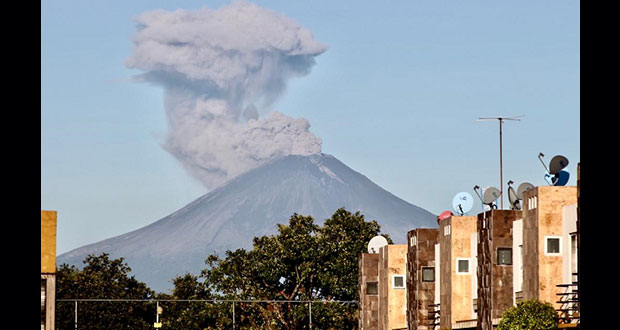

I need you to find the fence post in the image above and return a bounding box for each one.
[74,300,78,330]
[309,301,312,330]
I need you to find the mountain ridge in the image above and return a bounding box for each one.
[58,153,437,292]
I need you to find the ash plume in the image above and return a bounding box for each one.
[126,1,327,188]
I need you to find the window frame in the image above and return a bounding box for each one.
[392,274,406,289]
[421,267,435,282]
[544,236,562,256]
[497,247,513,265]
[456,258,471,275]
[366,281,378,295]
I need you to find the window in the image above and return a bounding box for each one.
[545,236,562,255]
[422,267,435,282]
[366,281,378,295]
[393,275,405,289]
[410,235,416,247]
[456,258,470,274]
[527,196,538,210]
[497,247,512,265]
[444,224,451,236]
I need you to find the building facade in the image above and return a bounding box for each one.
[522,186,577,307]
[378,244,408,330]
[358,181,581,329]
[438,215,478,330]
[41,210,57,330]
[406,228,439,330]
[359,252,381,330]
[477,210,522,330]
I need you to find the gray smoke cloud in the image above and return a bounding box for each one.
[126,1,327,188]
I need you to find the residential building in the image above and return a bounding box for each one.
[406,228,439,330]
[521,186,577,307]
[41,210,57,330]
[437,215,478,330]
[359,252,380,330]
[378,244,408,330]
[477,210,522,330]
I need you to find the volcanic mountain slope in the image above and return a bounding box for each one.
[58,154,437,292]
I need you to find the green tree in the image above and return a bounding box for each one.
[497,299,558,330]
[56,253,155,330]
[155,273,222,330]
[199,208,391,329]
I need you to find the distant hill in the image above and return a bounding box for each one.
[58,154,437,292]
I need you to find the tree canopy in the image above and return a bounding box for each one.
[55,207,390,329]
[56,253,155,329]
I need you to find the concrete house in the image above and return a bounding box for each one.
[521,186,577,306]
[406,228,439,330]
[476,210,522,330]
[41,210,57,330]
[437,215,478,330]
[378,244,408,330]
[359,252,381,330]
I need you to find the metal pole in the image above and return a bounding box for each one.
[232,301,235,330]
[499,118,503,209]
[156,301,160,323]
[309,302,312,330]
[75,300,78,330]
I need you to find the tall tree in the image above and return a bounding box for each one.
[56,253,155,330]
[199,208,391,329]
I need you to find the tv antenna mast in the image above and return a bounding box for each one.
[477,115,524,209]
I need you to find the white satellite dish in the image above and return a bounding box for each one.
[517,182,535,199]
[367,235,388,254]
[507,181,520,210]
[452,192,474,215]
[483,186,501,209]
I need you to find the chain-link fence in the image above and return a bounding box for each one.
[56,299,359,330]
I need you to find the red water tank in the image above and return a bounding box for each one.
[437,210,453,224]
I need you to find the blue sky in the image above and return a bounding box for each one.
[42,0,579,255]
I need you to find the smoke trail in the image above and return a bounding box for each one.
[126,1,327,188]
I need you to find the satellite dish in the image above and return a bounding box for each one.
[539,153,571,186]
[452,192,474,215]
[437,210,453,224]
[507,181,520,210]
[367,235,388,254]
[548,155,569,175]
[553,170,570,186]
[517,182,535,199]
[483,187,501,208]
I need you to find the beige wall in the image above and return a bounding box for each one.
[561,204,578,284]
[512,218,523,305]
[379,244,408,330]
[523,186,577,308]
[41,211,57,274]
[439,216,477,329]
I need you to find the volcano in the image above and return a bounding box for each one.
[58,154,437,292]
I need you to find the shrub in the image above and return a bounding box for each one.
[497,299,557,330]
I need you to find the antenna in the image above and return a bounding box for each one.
[477,115,524,209]
[367,235,388,254]
[452,192,474,215]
